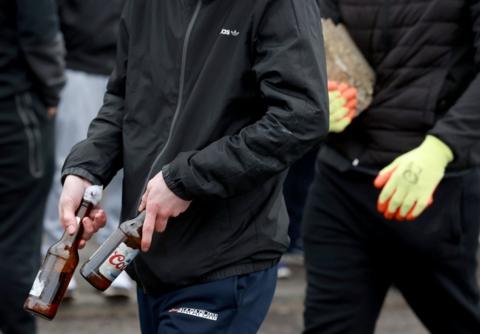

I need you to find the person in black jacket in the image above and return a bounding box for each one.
[0,0,65,333]
[57,0,328,333]
[302,1,480,333]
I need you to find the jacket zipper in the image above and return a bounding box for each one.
[137,0,202,205]
[135,0,203,287]
[147,0,201,179]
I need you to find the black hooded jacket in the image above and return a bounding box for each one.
[63,0,328,292]
[320,0,480,172]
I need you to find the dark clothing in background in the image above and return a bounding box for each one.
[283,148,318,252]
[303,1,480,333]
[62,0,328,294]
[0,0,65,107]
[319,0,480,171]
[0,1,64,333]
[303,163,480,334]
[0,94,55,334]
[56,0,125,75]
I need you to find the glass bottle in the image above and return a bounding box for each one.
[80,211,145,291]
[24,186,102,320]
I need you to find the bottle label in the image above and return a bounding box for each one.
[29,271,44,297]
[99,242,139,281]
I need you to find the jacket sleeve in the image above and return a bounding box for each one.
[162,0,329,200]
[429,0,480,167]
[61,12,129,186]
[16,0,66,107]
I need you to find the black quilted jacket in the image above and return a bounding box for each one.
[320,0,480,171]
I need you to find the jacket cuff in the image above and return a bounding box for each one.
[61,167,103,186]
[162,164,192,201]
[23,34,66,107]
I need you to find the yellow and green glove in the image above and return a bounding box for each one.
[328,81,357,133]
[374,135,454,221]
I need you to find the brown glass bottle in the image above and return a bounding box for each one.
[24,186,102,320]
[80,211,145,291]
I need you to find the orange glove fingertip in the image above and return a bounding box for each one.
[337,82,349,93]
[374,167,397,189]
[377,197,390,213]
[328,80,339,91]
[342,87,357,101]
[406,205,417,221]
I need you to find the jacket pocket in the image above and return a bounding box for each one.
[15,92,44,178]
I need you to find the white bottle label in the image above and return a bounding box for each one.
[29,271,44,297]
[99,242,139,281]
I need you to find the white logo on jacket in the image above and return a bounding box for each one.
[169,307,219,321]
[220,28,240,37]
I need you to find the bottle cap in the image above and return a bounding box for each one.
[83,185,103,206]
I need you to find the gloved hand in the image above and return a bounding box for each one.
[328,81,357,133]
[374,135,454,221]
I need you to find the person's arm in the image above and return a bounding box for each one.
[16,0,66,108]
[161,0,329,200]
[61,10,129,187]
[428,0,480,165]
[59,5,131,243]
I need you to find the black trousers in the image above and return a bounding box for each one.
[0,93,54,334]
[303,162,480,334]
[284,148,318,252]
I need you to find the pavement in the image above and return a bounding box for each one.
[36,246,439,334]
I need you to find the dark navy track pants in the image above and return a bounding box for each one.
[137,266,277,334]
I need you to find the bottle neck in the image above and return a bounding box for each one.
[120,212,146,249]
[60,201,90,250]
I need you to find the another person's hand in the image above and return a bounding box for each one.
[47,107,57,119]
[374,135,453,221]
[328,81,357,133]
[60,175,107,248]
[138,172,191,252]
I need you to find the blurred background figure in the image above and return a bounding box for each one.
[0,0,65,333]
[42,0,129,299]
[303,1,480,333]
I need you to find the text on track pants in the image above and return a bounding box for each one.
[137,266,278,334]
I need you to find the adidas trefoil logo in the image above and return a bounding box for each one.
[220,28,240,37]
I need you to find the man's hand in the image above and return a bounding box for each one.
[60,175,107,248]
[47,107,57,119]
[374,135,453,221]
[138,172,191,252]
[328,81,357,133]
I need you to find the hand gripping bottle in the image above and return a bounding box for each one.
[24,186,103,319]
[80,211,145,291]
